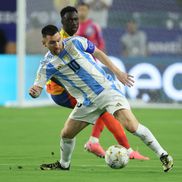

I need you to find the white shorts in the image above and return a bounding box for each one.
[69,89,130,124]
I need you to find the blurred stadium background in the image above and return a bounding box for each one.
[0,0,181,107]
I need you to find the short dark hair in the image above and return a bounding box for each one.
[41,25,59,38]
[60,6,78,18]
[77,2,90,8]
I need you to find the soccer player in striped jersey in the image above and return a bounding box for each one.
[46,6,106,157]
[29,25,173,172]
[46,6,148,160]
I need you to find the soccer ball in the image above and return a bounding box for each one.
[105,145,129,169]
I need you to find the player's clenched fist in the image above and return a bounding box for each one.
[29,85,43,98]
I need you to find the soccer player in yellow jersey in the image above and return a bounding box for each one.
[45,6,148,160]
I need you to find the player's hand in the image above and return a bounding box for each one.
[116,72,134,87]
[29,85,43,98]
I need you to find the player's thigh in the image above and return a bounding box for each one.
[114,109,139,132]
[61,118,89,138]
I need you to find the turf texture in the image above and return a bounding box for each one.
[0,107,181,182]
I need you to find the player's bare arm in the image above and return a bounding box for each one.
[93,47,134,87]
[29,85,43,98]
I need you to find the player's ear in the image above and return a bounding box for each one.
[61,17,66,26]
[61,18,64,25]
[42,39,46,47]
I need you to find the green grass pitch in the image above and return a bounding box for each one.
[0,106,182,182]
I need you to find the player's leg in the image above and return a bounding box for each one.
[51,91,106,157]
[51,88,106,158]
[40,102,104,171]
[51,88,107,159]
[114,109,168,156]
[85,111,131,158]
[100,112,130,149]
[114,108,173,172]
[85,111,145,159]
[40,118,89,170]
[57,103,108,169]
[90,117,105,140]
[60,118,89,168]
[84,116,105,157]
[94,89,149,160]
[49,82,130,159]
[101,111,149,160]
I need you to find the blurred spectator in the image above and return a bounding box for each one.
[178,35,182,55]
[76,2,105,51]
[53,0,78,27]
[0,29,7,54]
[120,20,148,57]
[82,0,113,28]
[26,17,46,54]
[53,0,78,11]
[5,42,16,54]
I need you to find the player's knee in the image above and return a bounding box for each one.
[125,124,137,133]
[60,128,75,139]
[123,119,139,133]
[114,109,139,133]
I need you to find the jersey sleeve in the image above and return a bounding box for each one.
[34,54,56,88]
[74,37,95,54]
[34,61,48,88]
[85,39,95,53]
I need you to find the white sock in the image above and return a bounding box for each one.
[127,148,133,156]
[89,136,99,143]
[133,124,168,157]
[60,137,76,168]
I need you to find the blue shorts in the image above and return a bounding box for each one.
[51,91,77,109]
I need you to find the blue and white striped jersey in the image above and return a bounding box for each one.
[34,36,120,106]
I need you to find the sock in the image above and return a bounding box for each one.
[133,124,168,157]
[91,116,105,138]
[127,148,133,156]
[89,136,99,143]
[60,137,76,168]
[100,112,130,149]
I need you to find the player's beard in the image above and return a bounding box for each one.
[54,48,61,55]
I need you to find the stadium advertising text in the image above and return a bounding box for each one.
[103,57,182,102]
[0,55,181,105]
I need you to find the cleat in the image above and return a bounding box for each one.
[129,151,150,160]
[40,161,70,170]
[84,141,105,158]
[160,154,173,172]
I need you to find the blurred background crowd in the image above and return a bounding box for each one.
[1,0,182,57]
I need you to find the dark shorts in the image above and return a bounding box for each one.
[51,91,77,109]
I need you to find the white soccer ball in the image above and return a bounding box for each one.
[105,145,129,169]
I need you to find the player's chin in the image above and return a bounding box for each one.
[54,50,61,55]
[72,26,78,32]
